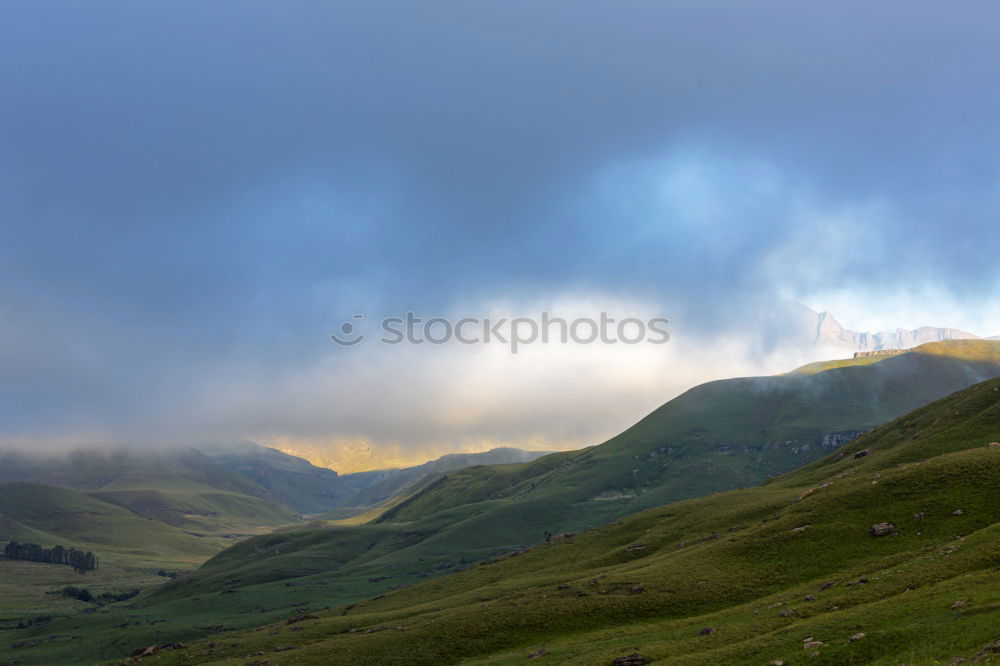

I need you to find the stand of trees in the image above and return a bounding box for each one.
[59,586,139,604]
[3,541,98,574]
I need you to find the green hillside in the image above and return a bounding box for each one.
[374,450,579,523]
[134,376,1000,665]
[0,483,218,560]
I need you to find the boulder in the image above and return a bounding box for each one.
[612,653,645,665]
[869,522,896,537]
[854,449,873,459]
[952,509,965,516]
[698,627,717,636]
[850,632,866,642]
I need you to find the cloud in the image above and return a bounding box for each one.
[1,1,999,464]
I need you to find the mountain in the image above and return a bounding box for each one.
[124,375,1000,666]
[794,303,991,351]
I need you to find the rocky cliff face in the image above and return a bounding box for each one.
[805,307,985,352]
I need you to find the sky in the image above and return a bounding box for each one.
[2,1,999,470]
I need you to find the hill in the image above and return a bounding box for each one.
[0,483,219,561]
[134,375,1000,665]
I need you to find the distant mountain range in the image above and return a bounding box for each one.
[795,304,997,352]
[200,441,550,514]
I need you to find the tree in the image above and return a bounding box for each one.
[2,541,97,573]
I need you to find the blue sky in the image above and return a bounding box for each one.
[2,2,999,466]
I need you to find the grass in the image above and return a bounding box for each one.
[0,484,221,559]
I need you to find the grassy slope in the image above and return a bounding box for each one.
[142,376,1000,665]
[88,487,295,535]
[0,483,218,560]
[374,450,581,523]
